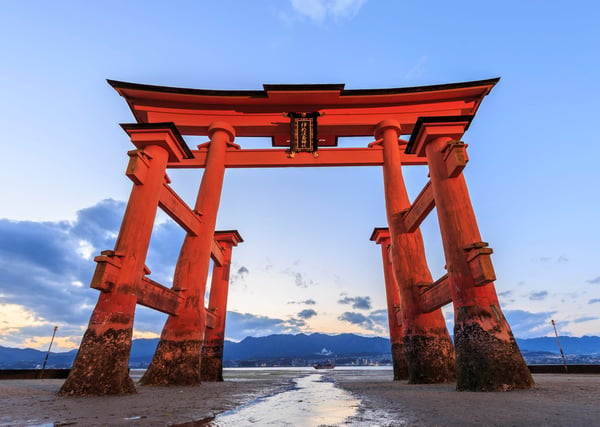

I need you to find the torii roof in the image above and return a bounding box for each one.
[109,78,499,146]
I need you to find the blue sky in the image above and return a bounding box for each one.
[1,1,599,352]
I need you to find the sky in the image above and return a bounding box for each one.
[1,1,599,352]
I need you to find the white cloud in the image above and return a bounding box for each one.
[504,309,555,338]
[289,0,367,23]
[225,311,305,340]
[0,303,46,334]
[76,240,94,260]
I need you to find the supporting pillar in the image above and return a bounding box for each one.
[60,124,189,395]
[410,117,533,391]
[200,230,243,381]
[376,120,455,384]
[141,122,236,386]
[371,228,408,380]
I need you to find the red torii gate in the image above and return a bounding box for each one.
[60,78,533,395]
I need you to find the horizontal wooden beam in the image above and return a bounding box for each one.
[143,107,475,139]
[167,147,427,169]
[210,239,224,267]
[205,310,216,329]
[402,181,435,233]
[419,274,452,313]
[158,183,202,235]
[158,184,231,266]
[137,276,184,315]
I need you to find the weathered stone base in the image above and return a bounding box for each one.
[200,354,223,382]
[140,339,202,386]
[454,312,534,391]
[404,333,456,384]
[59,328,135,396]
[391,341,408,380]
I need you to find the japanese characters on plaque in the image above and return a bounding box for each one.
[287,112,321,157]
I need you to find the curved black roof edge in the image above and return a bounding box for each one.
[405,115,474,154]
[344,77,500,96]
[263,83,346,91]
[108,79,267,98]
[370,227,390,241]
[214,229,244,243]
[108,77,500,98]
[119,122,193,159]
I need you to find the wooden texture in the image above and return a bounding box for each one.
[158,183,202,236]
[137,276,183,315]
[402,181,435,233]
[419,274,452,313]
[168,147,427,169]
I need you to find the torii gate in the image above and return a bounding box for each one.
[60,78,533,395]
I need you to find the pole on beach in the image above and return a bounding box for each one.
[551,320,568,373]
[39,326,58,379]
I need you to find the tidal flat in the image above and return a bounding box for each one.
[0,368,599,426]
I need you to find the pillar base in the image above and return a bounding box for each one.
[404,333,456,383]
[59,328,136,396]
[454,307,534,391]
[200,343,224,382]
[140,339,202,386]
[391,341,408,380]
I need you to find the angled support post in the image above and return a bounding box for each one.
[60,123,191,396]
[141,122,237,386]
[201,230,243,381]
[408,116,533,391]
[371,228,408,380]
[377,120,455,384]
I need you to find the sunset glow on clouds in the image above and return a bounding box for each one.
[1,1,599,351]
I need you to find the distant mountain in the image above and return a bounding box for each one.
[517,336,600,355]
[224,333,390,360]
[0,346,77,369]
[1,334,598,369]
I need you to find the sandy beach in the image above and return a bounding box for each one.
[332,370,600,426]
[1,369,599,426]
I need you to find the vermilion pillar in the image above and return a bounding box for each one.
[60,124,189,395]
[410,116,533,391]
[141,122,236,386]
[371,228,408,380]
[200,230,243,381]
[376,120,455,383]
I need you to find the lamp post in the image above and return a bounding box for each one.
[39,326,58,378]
[551,320,568,373]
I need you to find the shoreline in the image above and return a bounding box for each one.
[1,369,599,426]
[332,370,600,426]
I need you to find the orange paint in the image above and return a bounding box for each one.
[376,120,455,384]
[408,118,533,390]
[201,230,243,382]
[371,228,408,380]
[63,78,531,395]
[141,123,236,386]
[60,126,187,396]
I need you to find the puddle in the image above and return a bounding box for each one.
[209,373,360,426]
[31,424,76,427]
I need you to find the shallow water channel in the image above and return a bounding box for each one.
[210,372,360,426]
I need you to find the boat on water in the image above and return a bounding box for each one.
[314,362,335,369]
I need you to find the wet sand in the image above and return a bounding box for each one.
[1,369,599,426]
[331,370,600,426]
[0,369,297,426]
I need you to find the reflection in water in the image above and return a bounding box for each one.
[210,373,359,426]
